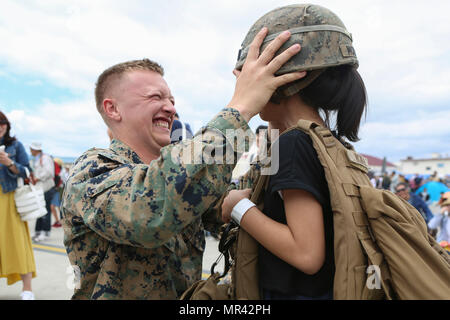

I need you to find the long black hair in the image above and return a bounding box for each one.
[299,65,368,142]
[0,111,17,146]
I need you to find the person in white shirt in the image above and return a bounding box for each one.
[29,142,56,242]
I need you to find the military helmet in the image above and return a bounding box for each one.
[235,4,358,99]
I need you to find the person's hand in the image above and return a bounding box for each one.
[227,28,306,122]
[0,151,12,166]
[221,188,252,223]
[29,172,38,185]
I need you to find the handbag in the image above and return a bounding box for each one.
[14,167,47,221]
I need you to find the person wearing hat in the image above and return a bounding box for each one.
[221,4,367,300]
[29,142,56,242]
[428,191,450,244]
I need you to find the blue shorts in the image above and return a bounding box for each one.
[51,190,61,207]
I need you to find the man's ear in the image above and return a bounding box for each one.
[103,99,121,122]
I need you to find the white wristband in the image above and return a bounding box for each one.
[231,198,256,225]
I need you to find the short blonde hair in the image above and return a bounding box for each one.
[95,59,164,118]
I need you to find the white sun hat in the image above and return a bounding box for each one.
[30,142,42,151]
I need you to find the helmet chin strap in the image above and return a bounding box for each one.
[270,69,325,104]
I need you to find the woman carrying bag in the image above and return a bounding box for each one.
[0,111,37,300]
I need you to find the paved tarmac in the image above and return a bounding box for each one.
[0,218,223,300]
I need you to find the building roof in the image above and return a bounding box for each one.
[401,157,450,162]
[360,154,396,167]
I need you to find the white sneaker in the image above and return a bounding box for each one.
[32,233,41,242]
[34,233,47,242]
[20,291,35,300]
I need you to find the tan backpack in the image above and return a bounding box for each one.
[181,120,450,300]
[295,120,450,299]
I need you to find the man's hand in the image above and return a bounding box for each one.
[221,188,252,223]
[30,173,38,185]
[227,27,306,122]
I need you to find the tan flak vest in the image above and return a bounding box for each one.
[181,120,450,300]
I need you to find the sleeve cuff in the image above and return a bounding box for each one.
[231,198,256,225]
[205,108,253,160]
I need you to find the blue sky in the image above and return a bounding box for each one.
[0,70,80,107]
[1,0,449,164]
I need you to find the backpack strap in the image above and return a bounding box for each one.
[250,171,269,208]
[296,120,340,162]
[233,167,269,300]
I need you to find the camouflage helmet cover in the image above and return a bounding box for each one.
[235,4,358,98]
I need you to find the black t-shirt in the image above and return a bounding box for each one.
[258,129,335,297]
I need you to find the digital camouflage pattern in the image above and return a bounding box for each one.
[235,4,358,99]
[61,108,250,300]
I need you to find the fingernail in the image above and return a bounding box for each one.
[282,30,291,37]
[291,44,301,51]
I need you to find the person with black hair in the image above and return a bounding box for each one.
[221,4,368,300]
[0,111,36,300]
[170,112,194,143]
[395,182,434,224]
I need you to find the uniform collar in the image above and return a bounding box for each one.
[106,139,144,164]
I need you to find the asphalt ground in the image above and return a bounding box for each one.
[0,218,223,300]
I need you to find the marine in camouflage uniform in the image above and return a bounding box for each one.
[61,20,305,299]
[61,108,250,299]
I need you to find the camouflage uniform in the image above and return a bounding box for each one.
[61,108,250,299]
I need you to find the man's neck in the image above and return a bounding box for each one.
[115,138,160,164]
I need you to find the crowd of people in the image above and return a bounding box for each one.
[1,4,449,301]
[367,170,450,250]
[370,170,450,194]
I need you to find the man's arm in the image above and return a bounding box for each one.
[63,109,250,248]
[64,28,305,248]
[416,196,434,223]
[34,154,54,181]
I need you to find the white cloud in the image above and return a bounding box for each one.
[6,99,109,157]
[356,109,450,161]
